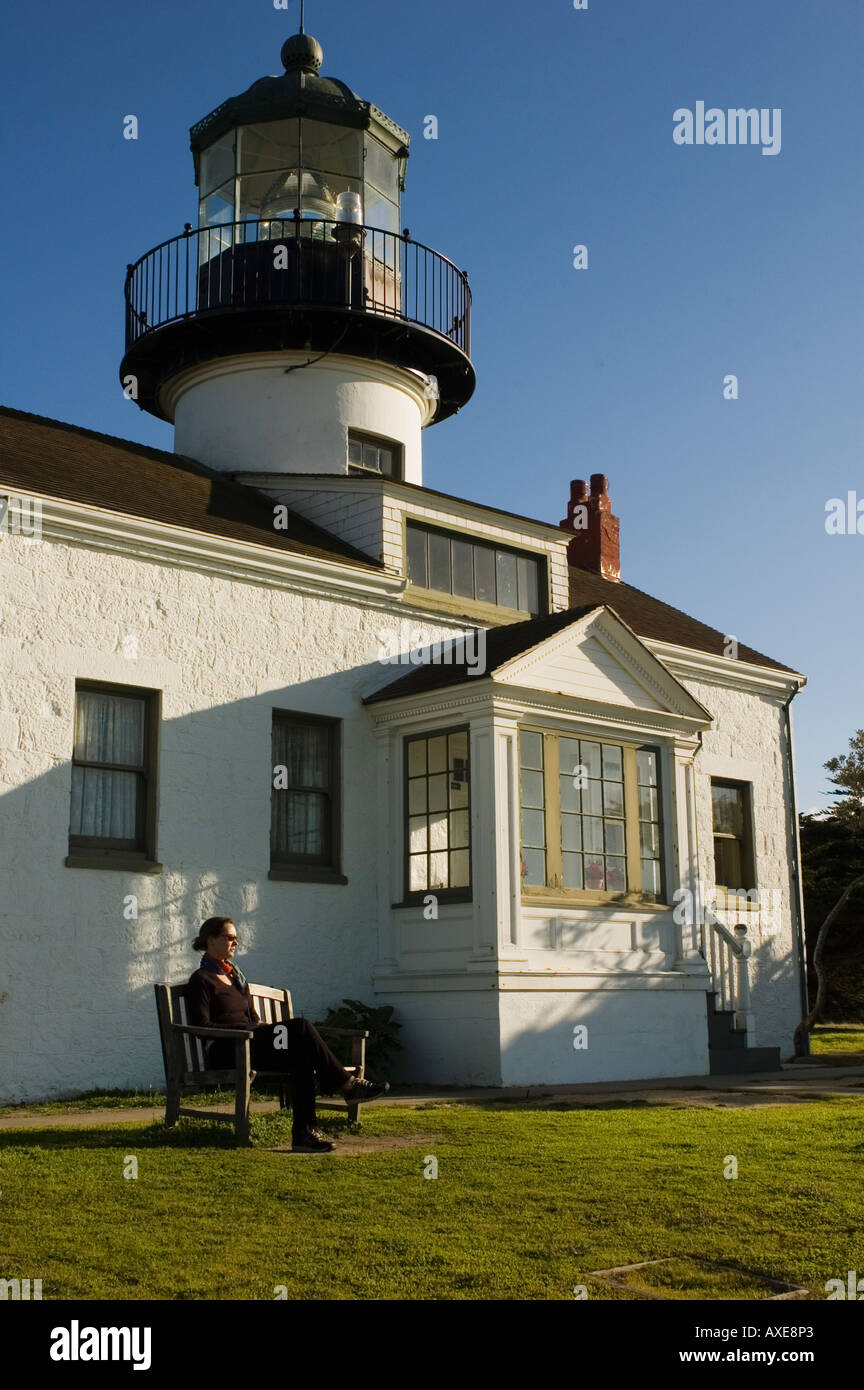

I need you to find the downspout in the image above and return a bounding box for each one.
[783,685,810,1055]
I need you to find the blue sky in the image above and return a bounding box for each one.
[1,0,861,812]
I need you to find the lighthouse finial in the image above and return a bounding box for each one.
[300,0,305,34]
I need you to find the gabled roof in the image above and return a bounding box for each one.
[0,408,385,573]
[363,598,793,708]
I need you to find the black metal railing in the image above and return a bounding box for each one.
[124,218,471,356]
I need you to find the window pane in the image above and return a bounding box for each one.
[714,837,742,887]
[429,812,448,851]
[639,786,659,822]
[562,853,584,889]
[449,779,468,809]
[407,740,427,776]
[522,848,546,886]
[521,770,544,809]
[640,821,660,857]
[406,527,427,587]
[428,532,451,592]
[559,775,581,814]
[522,809,546,848]
[559,737,582,779]
[274,722,329,788]
[637,750,658,787]
[496,550,518,608]
[409,816,428,853]
[449,731,468,762]
[450,809,470,849]
[74,692,145,766]
[580,741,602,779]
[364,136,399,198]
[520,731,543,770]
[348,438,363,466]
[583,817,604,853]
[602,745,623,781]
[428,737,447,774]
[272,790,328,858]
[583,780,603,816]
[300,121,363,179]
[605,858,626,892]
[449,849,470,888]
[428,774,448,813]
[604,821,625,855]
[408,779,427,814]
[603,783,624,818]
[642,859,661,895]
[474,546,495,603]
[362,442,379,471]
[70,767,138,840]
[201,134,236,196]
[516,556,539,615]
[238,121,300,175]
[410,855,428,891]
[429,851,448,888]
[561,814,582,852]
[451,539,474,598]
[712,784,744,836]
[584,858,606,890]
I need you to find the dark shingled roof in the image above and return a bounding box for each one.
[565,567,799,675]
[0,408,385,572]
[364,586,801,706]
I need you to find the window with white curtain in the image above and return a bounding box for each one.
[68,683,158,859]
[271,712,341,876]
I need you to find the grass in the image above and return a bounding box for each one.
[810,1025,864,1054]
[1,1098,863,1300]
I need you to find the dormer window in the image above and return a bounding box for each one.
[406,521,546,616]
[348,430,402,478]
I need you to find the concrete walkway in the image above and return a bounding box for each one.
[1,1059,862,1130]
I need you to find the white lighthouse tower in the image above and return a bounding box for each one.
[121,24,474,487]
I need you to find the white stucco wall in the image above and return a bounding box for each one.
[166,352,433,481]
[0,528,464,1102]
[681,676,804,1057]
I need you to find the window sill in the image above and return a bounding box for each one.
[391,895,473,909]
[65,854,163,874]
[402,584,540,627]
[522,889,668,911]
[268,867,348,885]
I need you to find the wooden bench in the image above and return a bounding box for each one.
[154,982,369,1143]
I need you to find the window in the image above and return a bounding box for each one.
[347,431,402,478]
[67,682,160,868]
[711,780,754,890]
[404,728,471,901]
[271,712,344,881]
[406,522,546,616]
[519,731,664,901]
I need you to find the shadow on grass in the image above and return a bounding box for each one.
[0,1109,361,1153]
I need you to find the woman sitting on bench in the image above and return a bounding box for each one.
[187,916,387,1152]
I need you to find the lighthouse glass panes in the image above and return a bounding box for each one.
[196,121,402,250]
[406,729,471,898]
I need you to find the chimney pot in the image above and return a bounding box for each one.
[560,475,621,582]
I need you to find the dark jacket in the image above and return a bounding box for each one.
[186,966,261,1032]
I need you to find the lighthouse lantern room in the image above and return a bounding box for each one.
[120,27,474,482]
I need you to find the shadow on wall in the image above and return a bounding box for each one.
[0,645,421,1104]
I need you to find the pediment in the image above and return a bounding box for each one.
[493,607,712,721]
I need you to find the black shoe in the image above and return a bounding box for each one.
[292,1128,335,1153]
[341,1077,390,1104]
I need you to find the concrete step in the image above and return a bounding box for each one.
[709,1046,782,1075]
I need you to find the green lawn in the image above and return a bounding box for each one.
[1,1099,862,1300]
[810,1025,864,1054]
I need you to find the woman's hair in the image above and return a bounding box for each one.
[193,916,234,952]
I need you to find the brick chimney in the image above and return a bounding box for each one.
[560,474,621,582]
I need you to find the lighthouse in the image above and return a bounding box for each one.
[120,26,475,484]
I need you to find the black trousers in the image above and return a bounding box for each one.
[208,1019,351,1134]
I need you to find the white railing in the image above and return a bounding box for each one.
[703,907,753,1036]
